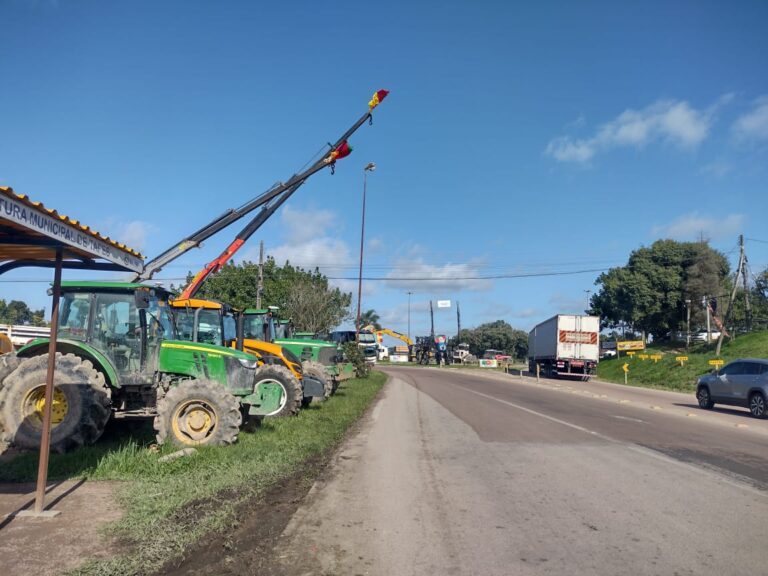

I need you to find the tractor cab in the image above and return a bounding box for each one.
[171,298,238,348]
[170,300,326,402]
[53,282,175,378]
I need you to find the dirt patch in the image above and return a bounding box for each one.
[159,395,383,576]
[0,480,123,576]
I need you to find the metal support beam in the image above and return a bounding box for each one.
[33,248,63,516]
[0,260,125,275]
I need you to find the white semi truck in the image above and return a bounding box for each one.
[528,315,600,378]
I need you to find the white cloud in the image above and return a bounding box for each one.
[545,137,595,163]
[278,205,337,245]
[377,300,432,331]
[651,212,745,241]
[384,258,492,293]
[103,219,155,251]
[546,98,719,164]
[549,293,589,314]
[732,96,768,141]
[256,204,363,294]
[510,307,540,319]
[368,237,384,253]
[700,161,732,178]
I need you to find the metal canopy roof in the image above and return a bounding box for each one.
[0,186,144,274]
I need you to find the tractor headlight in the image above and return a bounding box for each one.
[238,357,259,370]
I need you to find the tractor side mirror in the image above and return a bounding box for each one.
[134,289,152,309]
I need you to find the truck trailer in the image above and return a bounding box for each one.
[528,315,600,378]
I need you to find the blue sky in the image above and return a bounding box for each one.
[2,0,767,342]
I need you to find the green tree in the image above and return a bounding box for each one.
[590,240,729,339]
[0,299,47,326]
[359,309,381,330]
[451,320,528,360]
[186,257,352,334]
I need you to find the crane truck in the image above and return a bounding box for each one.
[0,89,388,451]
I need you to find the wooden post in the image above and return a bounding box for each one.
[33,249,63,515]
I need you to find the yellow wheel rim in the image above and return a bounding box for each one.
[22,386,69,429]
[171,399,218,445]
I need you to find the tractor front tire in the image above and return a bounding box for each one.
[303,361,333,400]
[155,380,242,447]
[0,353,111,453]
[254,365,302,418]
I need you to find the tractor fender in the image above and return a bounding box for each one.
[16,338,120,388]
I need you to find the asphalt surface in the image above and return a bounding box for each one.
[279,367,768,576]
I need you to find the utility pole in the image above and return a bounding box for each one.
[716,234,749,355]
[407,291,412,340]
[256,240,264,309]
[742,235,752,332]
[703,295,712,343]
[685,299,691,350]
[456,301,461,344]
[429,300,435,340]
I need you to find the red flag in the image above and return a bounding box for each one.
[324,140,353,163]
[368,89,389,110]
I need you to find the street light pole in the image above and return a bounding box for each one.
[356,162,376,341]
[584,289,591,313]
[685,299,691,350]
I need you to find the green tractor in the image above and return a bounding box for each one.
[0,282,296,452]
[241,307,354,394]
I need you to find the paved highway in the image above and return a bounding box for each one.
[279,367,768,576]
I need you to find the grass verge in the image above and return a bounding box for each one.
[1,371,386,576]
[597,331,768,392]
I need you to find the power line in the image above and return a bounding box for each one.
[0,267,611,284]
[325,267,610,281]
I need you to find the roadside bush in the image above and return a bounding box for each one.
[343,342,370,378]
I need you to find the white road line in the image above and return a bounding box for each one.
[458,386,609,440]
[450,381,768,497]
[612,415,645,423]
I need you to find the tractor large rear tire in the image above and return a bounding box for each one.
[155,379,242,447]
[0,354,21,438]
[0,353,21,393]
[0,353,111,453]
[302,361,333,400]
[254,365,302,418]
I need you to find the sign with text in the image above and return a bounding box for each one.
[436,300,451,308]
[638,354,649,360]
[0,194,144,272]
[479,359,498,368]
[708,359,725,367]
[617,340,645,351]
[559,330,598,344]
[626,351,636,357]
[650,354,663,363]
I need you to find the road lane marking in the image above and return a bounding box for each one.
[457,386,607,439]
[612,415,645,423]
[450,381,768,497]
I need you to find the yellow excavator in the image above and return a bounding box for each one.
[364,327,414,361]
